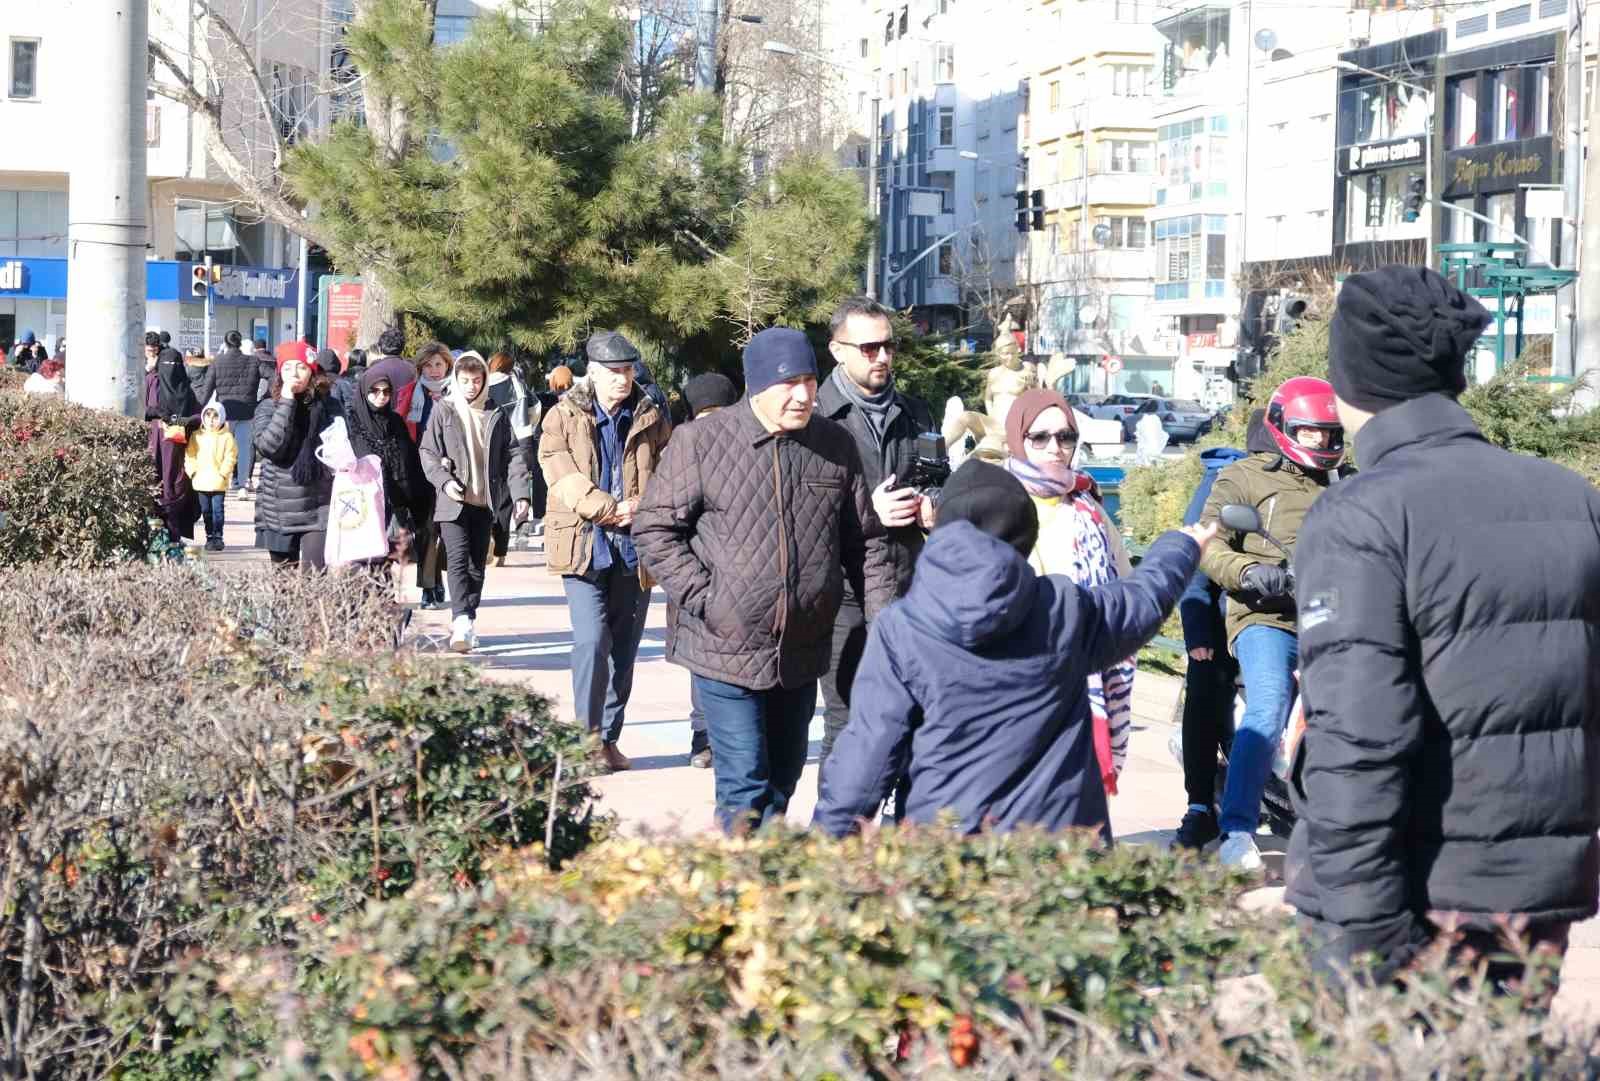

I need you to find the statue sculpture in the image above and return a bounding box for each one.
[940,315,1041,466]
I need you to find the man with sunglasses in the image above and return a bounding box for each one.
[814,296,938,793]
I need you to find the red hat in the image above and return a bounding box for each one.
[277,352,313,377]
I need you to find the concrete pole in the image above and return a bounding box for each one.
[65,0,148,415]
[1580,16,1600,408]
[1553,0,1583,381]
[695,0,720,93]
[865,96,880,299]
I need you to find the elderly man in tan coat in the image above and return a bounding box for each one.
[538,331,672,772]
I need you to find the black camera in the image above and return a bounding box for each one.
[900,432,951,495]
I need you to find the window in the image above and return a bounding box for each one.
[1205,234,1226,280]
[899,68,907,94]
[1101,138,1153,173]
[433,15,474,45]
[1110,64,1152,97]
[1345,165,1428,242]
[1533,63,1553,137]
[937,242,954,276]
[1448,74,1478,148]
[937,106,954,146]
[9,39,38,99]
[939,0,952,13]
[899,6,909,35]
[1114,0,1142,19]
[860,37,869,59]
[1049,80,1061,112]
[885,14,894,43]
[1097,216,1147,248]
[1491,69,1519,142]
[935,43,955,82]
[1486,191,1516,243]
[1044,150,1059,182]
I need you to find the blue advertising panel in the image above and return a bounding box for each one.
[0,258,298,309]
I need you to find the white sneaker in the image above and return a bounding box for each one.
[1219,832,1263,872]
[449,615,472,653]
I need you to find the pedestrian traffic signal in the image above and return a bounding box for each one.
[190,265,210,298]
[1402,172,1426,223]
[1276,293,1308,338]
[1030,189,1045,231]
[1014,190,1029,233]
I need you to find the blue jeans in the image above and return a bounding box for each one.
[563,564,650,745]
[229,417,253,489]
[198,490,226,541]
[689,679,709,754]
[693,675,816,834]
[1219,625,1299,836]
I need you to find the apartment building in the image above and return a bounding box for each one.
[0,1,328,357]
[865,0,1023,337]
[1017,0,1167,394]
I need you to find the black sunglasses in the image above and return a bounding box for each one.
[835,339,897,360]
[1025,430,1078,451]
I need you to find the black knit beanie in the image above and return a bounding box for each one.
[684,372,739,417]
[934,459,1039,557]
[1328,265,1491,413]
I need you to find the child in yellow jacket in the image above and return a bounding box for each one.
[185,399,238,551]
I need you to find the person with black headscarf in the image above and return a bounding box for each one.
[253,351,343,569]
[142,331,202,544]
[347,364,429,570]
[1288,265,1600,994]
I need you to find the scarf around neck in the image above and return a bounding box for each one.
[1004,456,1087,500]
[449,380,492,507]
[830,365,895,446]
[407,375,449,424]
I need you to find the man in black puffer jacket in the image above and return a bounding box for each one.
[1287,265,1600,991]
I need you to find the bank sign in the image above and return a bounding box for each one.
[0,260,25,292]
[187,264,298,308]
[1340,136,1425,175]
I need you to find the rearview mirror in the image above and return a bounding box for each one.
[1220,504,1263,535]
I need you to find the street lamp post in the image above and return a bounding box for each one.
[763,41,880,297]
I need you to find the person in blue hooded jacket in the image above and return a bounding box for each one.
[814,459,1216,839]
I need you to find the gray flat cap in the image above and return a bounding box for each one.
[586,330,641,366]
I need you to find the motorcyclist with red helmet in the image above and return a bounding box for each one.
[1193,376,1349,870]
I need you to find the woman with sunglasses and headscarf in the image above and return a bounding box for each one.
[347,363,430,575]
[1003,388,1136,798]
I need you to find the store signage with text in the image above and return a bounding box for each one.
[1341,136,1424,175]
[0,261,24,292]
[1443,136,1555,197]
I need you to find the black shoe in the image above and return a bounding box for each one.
[690,748,712,769]
[1174,808,1220,851]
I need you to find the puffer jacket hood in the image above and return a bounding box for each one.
[903,523,1035,649]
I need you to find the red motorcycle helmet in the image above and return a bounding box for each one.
[1266,376,1344,471]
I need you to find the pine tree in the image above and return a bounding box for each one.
[288,0,868,357]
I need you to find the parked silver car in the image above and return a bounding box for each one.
[1083,393,1154,425]
[1122,397,1215,443]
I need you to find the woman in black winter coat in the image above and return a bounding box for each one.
[253,354,343,569]
[143,331,201,544]
[347,365,429,566]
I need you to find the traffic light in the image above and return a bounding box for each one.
[190,264,210,298]
[1014,190,1029,233]
[1030,189,1045,231]
[1276,293,1308,338]
[1401,172,1426,223]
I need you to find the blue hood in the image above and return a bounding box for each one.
[1199,446,1247,474]
[903,522,1037,648]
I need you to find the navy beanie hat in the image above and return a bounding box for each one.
[1328,265,1491,413]
[742,327,817,397]
[935,459,1039,557]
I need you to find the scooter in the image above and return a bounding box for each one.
[1170,505,1304,839]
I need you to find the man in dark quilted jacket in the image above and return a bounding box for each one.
[635,327,897,833]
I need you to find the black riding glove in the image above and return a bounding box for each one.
[1241,563,1293,598]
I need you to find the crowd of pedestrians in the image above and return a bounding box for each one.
[127,265,1600,996]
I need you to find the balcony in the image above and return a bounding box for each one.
[1156,4,1232,101]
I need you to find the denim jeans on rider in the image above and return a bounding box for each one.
[1218,625,1299,837]
[692,674,816,834]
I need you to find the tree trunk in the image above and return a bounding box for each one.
[357,274,397,351]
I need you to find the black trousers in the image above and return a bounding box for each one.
[440,504,493,619]
[1182,654,1239,809]
[268,530,326,572]
[817,600,868,779]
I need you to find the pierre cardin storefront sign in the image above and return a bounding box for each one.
[1339,136,1425,175]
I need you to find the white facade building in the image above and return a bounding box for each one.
[0,0,327,357]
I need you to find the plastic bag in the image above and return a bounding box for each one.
[314,416,358,473]
[1134,413,1169,464]
[324,454,388,566]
